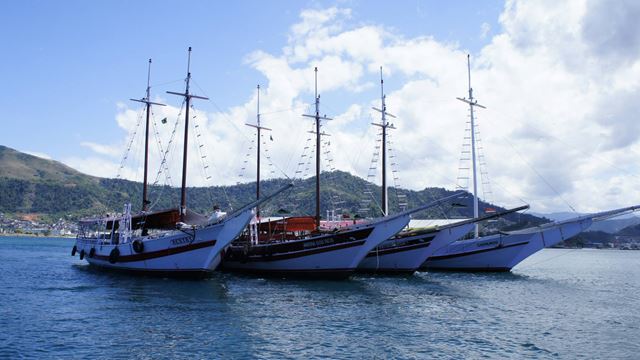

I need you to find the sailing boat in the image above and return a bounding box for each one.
[421,55,640,272]
[221,68,465,278]
[72,48,291,277]
[357,68,528,274]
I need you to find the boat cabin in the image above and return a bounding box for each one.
[78,207,212,244]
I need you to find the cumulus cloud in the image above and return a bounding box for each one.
[581,0,640,65]
[69,2,640,213]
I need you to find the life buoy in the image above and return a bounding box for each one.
[109,247,120,264]
[79,249,85,260]
[132,239,144,253]
[71,245,77,256]
[89,248,95,258]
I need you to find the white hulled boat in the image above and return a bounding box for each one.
[72,48,291,277]
[221,68,465,278]
[74,191,288,277]
[358,206,528,273]
[421,55,640,272]
[357,68,532,274]
[424,206,639,271]
[222,195,462,278]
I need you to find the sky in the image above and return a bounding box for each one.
[1,0,639,214]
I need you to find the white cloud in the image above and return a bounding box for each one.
[80,142,121,158]
[70,1,640,214]
[62,156,121,179]
[23,150,52,160]
[480,22,491,39]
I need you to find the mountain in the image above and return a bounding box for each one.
[0,145,96,183]
[533,208,640,234]
[587,216,640,234]
[531,211,586,221]
[614,223,640,239]
[0,145,547,227]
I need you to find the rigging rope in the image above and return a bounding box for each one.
[189,105,234,211]
[473,116,494,205]
[147,100,185,210]
[386,132,408,213]
[501,135,577,213]
[115,107,145,180]
[361,128,384,217]
[237,138,255,183]
[484,108,640,181]
[191,79,292,181]
[322,136,344,217]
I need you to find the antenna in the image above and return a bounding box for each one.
[130,58,165,212]
[467,54,471,97]
[302,67,333,230]
[187,46,192,74]
[167,47,209,220]
[146,58,152,99]
[456,54,486,237]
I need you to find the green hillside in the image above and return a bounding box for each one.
[0,145,96,183]
[0,145,546,227]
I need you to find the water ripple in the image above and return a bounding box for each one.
[1,237,639,358]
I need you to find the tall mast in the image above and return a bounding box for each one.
[303,67,332,230]
[314,68,320,229]
[130,59,165,212]
[372,67,396,216]
[245,85,271,219]
[167,47,209,220]
[457,54,485,237]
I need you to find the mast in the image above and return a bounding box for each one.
[167,47,209,220]
[130,59,165,212]
[314,68,320,229]
[457,54,485,237]
[303,67,332,230]
[245,85,272,219]
[372,67,396,216]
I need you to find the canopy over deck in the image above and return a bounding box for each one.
[257,216,316,233]
[79,208,210,230]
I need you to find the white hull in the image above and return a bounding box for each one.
[358,222,475,273]
[74,208,254,276]
[222,213,410,277]
[422,217,593,271]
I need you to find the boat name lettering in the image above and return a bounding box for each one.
[477,240,498,247]
[303,238,335,249]
[171,237,191,246]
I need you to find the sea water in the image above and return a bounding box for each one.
[0,236,638,359]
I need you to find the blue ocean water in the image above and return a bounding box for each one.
[0,236,638,359]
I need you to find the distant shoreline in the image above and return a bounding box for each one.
[0,233,74,239]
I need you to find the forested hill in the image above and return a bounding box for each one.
[0,145,546,226]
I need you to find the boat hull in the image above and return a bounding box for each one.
[221,213,410,278]
[74,208,254,276]
[422,218,593,272]
[358,222,475,273]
